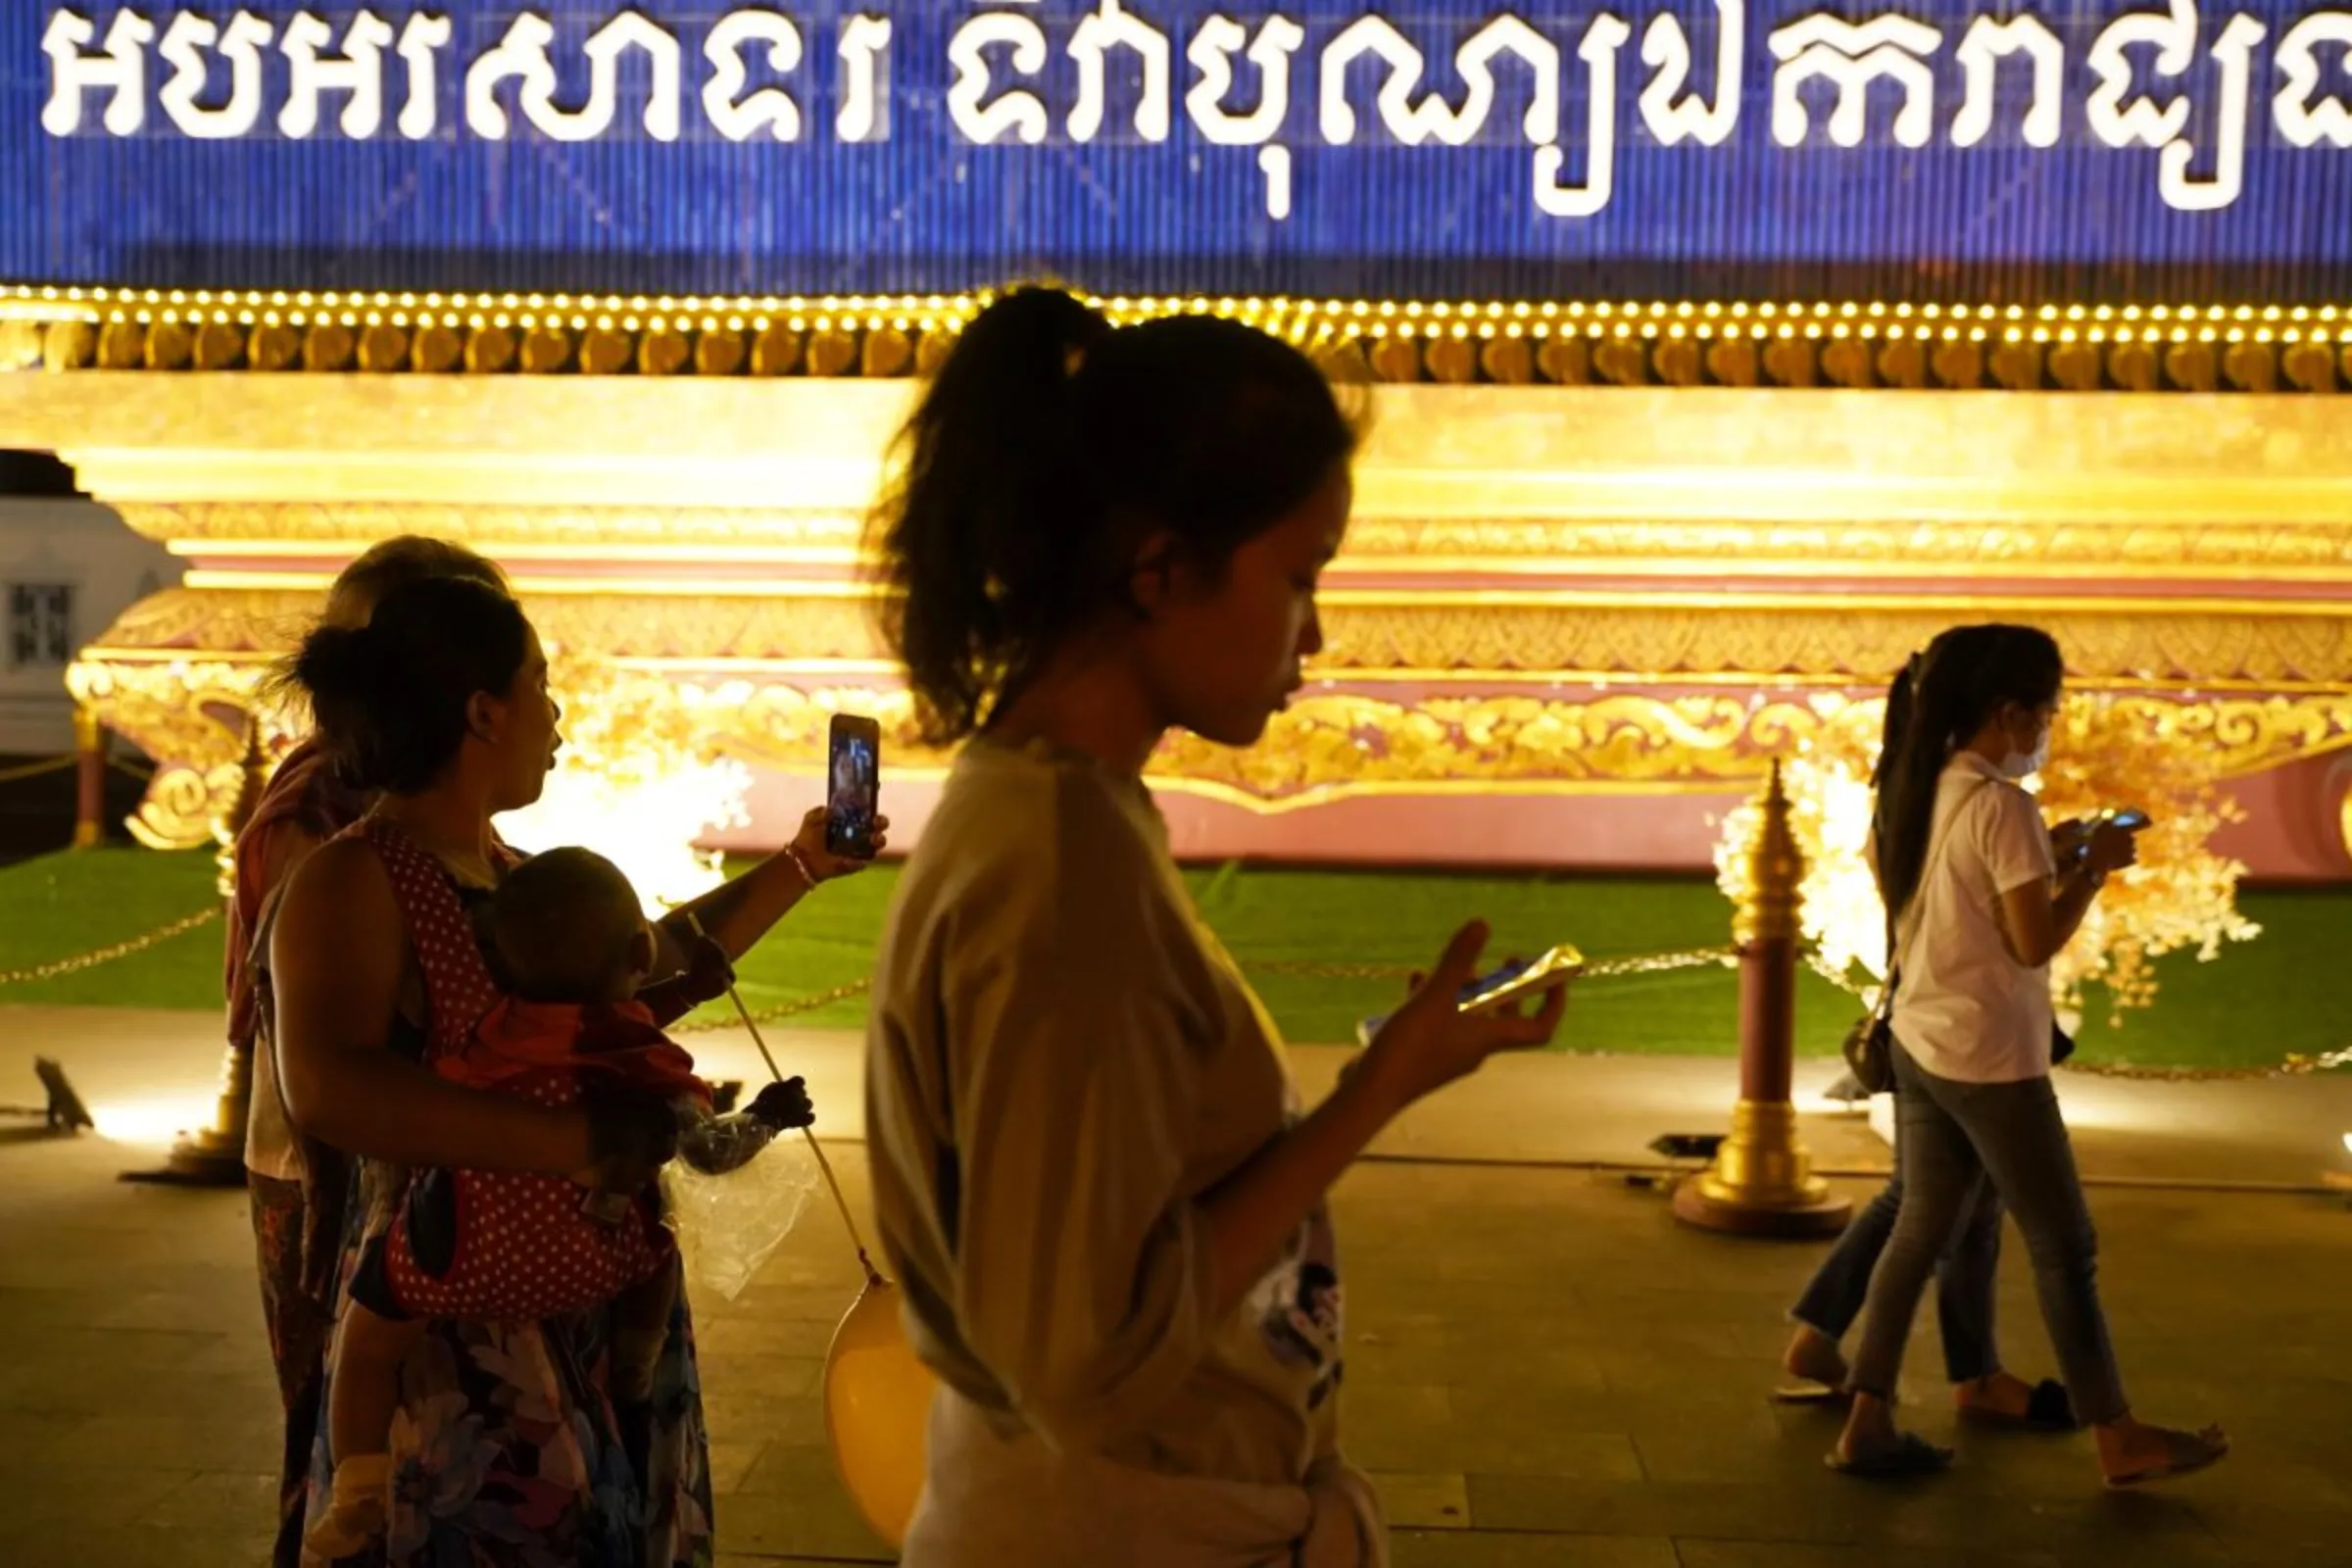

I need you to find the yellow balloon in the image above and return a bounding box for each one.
[823,1276,939,1547]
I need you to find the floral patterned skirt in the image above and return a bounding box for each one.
[252,1171,332,1568]
[304,1163,715,1568]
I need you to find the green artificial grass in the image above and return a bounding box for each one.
[0,848,226,1007]
[2,849,2342,1072]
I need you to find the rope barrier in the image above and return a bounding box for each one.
[0,751,157,787]
[671,978,875,1033]
[1,907,2341,1082]
[1802,952,2352,1080]
[670,946,1745,1034]
[0,906,221,987]
[0,755,76,785]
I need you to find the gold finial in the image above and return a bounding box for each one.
[210,714,274,901]
[1735,759,1805,946]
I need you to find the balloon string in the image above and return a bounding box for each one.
[686,913,884,1288]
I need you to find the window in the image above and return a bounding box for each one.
[8,583,73,668]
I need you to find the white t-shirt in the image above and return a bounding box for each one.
[1888,752,2058,1085]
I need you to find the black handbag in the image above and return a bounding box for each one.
[1841,945,1899,1095]
[1844,979,2075,1085]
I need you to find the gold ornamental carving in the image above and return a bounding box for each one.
[83,587,895,665]
[98,587,316,653]
[1316,605,2352,688]
[67,652,2352,849]
[65,660,296,851]
[1151,694,1826,804]
[84,587,2352,691]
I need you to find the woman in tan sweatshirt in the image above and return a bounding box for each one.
[860,287,1568,1565]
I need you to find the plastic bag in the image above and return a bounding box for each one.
[662,1131,823,1301]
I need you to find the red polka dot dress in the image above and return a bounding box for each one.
[364,817,677,1321]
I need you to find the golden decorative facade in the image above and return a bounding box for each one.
[4,295,2349,870]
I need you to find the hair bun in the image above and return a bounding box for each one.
[291,620,383,709]
[276,576,530,795]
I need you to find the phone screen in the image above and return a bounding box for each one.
[1455,957,1536,1010]
[825,715,881,859]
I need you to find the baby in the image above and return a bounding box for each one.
[306,847,811,1558]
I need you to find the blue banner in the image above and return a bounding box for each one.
[7,1,2350,301]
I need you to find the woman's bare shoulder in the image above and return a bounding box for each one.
[276,832,400,937]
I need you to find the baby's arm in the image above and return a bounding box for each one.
[635,931,737,1028]
[672,1078,814,1175]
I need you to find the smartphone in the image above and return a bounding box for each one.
[1354,945,1585,1046]
[824,713,881,860]
[1460,944,1586,1014]
[2104,808,2151,833]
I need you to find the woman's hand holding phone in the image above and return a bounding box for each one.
[790,806,892,883]
[1350,921,1567,1115]
[2050,818,2095,859]
[2082,816,2141,877]
[2053,810,2148,880]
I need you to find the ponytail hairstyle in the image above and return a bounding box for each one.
[1871,623,2065,920]
[280,575,531,795]
[867,286,1359,744]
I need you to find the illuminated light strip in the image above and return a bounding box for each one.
[180,568,892,599]
[1292,668,2352,696]
[1318,556,2352,585]
[161,542,2352,588]
[173,570,2352,617]
[166,537,867,567]
[5,283,2345,344]
[163,540,865,564]
[1312,586,2352,617]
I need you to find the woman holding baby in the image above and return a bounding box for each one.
[258,557,881,1565]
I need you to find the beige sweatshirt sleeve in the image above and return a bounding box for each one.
[940,782,1222,1454]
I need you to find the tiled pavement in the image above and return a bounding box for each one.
[3,1139,2347,1566]
[0,1015,2347,1566]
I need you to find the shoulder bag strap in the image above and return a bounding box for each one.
[1885,775,1990,1013]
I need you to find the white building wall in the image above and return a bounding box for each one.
[0,501,181,755]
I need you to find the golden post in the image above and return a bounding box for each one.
[1674,760,1853,1237]
[72,706,104,850]
[159,716,275,1185]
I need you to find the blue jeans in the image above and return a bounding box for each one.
[1847,1045,2128,1424]
[1789,1089,2004,1386]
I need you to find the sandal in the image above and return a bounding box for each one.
[2105,1425,2230,1490]
[1826,1431,1954,1479]
[1770,1380,1852,1407]
[1960,1377,2077,1433]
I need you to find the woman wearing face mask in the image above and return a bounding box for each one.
[1830,624,2226,1488]
[860,287,1567,1564]
[1775,654,2071,1436]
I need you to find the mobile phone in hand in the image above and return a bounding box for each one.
[1355,946,1585,1046]
[1458,945,1585,1014]
[825,714,882,860]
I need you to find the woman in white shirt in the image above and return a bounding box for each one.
[1832,624,2227,1488]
